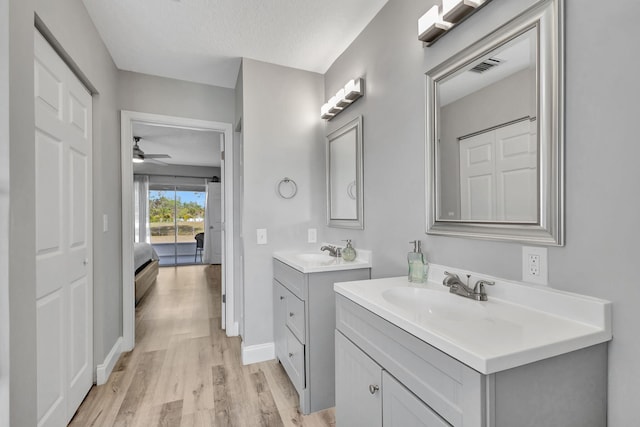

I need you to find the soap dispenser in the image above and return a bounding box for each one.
[342,239,357,262]
[408,240,429,283]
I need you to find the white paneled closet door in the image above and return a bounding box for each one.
[34,30,93,427]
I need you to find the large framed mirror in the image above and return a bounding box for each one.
[426,0,564,245]
[327,116,364,229]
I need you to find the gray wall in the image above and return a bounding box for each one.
[439,68,535,219]
[322,0,640,425]
[7,0,121,424]
[240,58,325,347]
[119,70,236,124]
[0,0,10,423]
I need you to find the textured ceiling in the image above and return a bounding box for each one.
[132,122,221,167]
[82,0,389,88]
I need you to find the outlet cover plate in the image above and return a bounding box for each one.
[522,246,548,285]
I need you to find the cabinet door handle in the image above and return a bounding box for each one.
[288,352,294,358]
[289,312,294,317]
[280,296,285,300]
[369,384,379,395]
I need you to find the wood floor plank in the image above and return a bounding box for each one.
[158,400,183,427]
[113,349,166,427]
[70,265,335,427]
[250,370,285,427]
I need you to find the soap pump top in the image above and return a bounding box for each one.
[408,240,429,283]
[342,239,357,262]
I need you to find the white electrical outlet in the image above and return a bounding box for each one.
[308,228,317,243]
[257,228,267,245]
[522,246,548,285]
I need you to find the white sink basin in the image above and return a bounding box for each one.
[294,253,337,265]
[382,287,486,322]
[273,248,372,273]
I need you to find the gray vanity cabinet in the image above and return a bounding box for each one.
[335,294,608,427]
[273,259,371,414]
[336,331,450,427]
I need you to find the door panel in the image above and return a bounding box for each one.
[382,371,452,427]
[35,29,93,426]
[36,291,66,426]
[335,331,382,427]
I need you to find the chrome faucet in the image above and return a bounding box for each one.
[320,245,342,257]
[443,271,494,301]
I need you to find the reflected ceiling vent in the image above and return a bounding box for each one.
[469,57,504,73]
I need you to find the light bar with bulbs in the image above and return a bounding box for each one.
[418,0,489,46]
[321,78,364,120]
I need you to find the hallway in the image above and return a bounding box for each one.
[69,265,335,426]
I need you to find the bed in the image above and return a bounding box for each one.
[134,242,159,303]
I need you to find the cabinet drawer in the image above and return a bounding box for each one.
[274,260,306,299]
[281,328,305,394]
[285,292,306,344]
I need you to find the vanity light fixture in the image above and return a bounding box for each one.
[418,0,490,46]
[321,78,364,120]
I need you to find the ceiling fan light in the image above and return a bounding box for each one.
[132,154,144,163]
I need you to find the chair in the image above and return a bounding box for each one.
[194,232,204,263]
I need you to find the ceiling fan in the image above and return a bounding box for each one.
[132,136,171,165]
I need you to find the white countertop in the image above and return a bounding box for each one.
[273,248,372,273]
[334,264,612,374]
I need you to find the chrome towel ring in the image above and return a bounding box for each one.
[277,177,298,199]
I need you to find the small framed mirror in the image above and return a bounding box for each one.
[327,116,364,229]
[426,0,564,245]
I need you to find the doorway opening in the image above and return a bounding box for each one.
[121,111,236,354]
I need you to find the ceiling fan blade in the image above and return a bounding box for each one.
[144,154,171,159]
[145,158,168,166]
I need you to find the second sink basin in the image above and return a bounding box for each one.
[382,286,487,322]
[294,253,338,265]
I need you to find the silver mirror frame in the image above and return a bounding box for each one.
[327,115,364,229]
[426,0,564,246]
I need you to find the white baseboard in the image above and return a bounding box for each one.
[241,341,275,365]
[96,336,122,385]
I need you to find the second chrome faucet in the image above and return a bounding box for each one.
[443,271,494,301]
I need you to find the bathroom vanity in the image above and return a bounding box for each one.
[273,250,371,414]
[334,264,612,427]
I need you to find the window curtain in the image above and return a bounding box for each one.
[202,183,211,264]
[133,175,150,243]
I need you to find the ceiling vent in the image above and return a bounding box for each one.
[470,57,504,73]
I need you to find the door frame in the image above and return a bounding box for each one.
[121,111,236,352]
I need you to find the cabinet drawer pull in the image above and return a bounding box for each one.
[368,384,379,394]
[288,352,294,358]
[289,312,295,317]
[280,296,285,300]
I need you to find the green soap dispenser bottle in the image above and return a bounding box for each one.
[342,239,357,262]
[408,240,429,283]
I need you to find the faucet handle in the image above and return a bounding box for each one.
[443,271,459,287]
[473,279,495,293]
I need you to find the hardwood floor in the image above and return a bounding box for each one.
[70,265,336,427]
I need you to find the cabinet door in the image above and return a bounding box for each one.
[335,331,382,427]
[273,280,287,362]
[382,371,451,427]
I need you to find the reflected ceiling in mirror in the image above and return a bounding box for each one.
[426,0,564,245]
